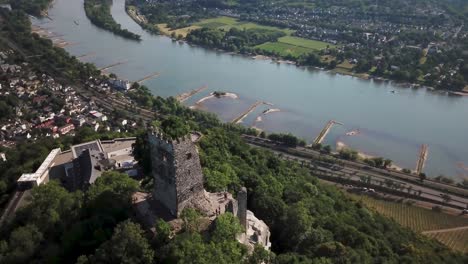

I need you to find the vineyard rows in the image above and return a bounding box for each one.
[426,229,468,253]
[351,195,468,232]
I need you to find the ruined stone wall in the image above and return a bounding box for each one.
[237,187,247,229]
[173,136,205,217]
[148,132,177,216]
[149,132,205,217]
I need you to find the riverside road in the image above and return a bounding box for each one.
[242,135,468,211]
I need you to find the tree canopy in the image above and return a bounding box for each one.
[88,221,155,264]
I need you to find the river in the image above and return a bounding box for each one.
[31,0,468,180]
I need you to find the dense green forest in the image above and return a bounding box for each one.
[127,0,209,29]
[9,0,53,16]
[0,172,141,263]
[84,0,141,40]
[187,27,286,53]
[0,171,262,263]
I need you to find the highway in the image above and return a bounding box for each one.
[242,135,468,210]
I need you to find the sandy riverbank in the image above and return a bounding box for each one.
[449,91,468,97]
[253,108,281,124]
[345,129,360,136]
[263,108,280,115]
[336,141,403,171]
[195,92,238,105]
[32,25,72,48]
[274,59,296,65]
[252,55,271,60]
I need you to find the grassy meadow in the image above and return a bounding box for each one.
[157,24,201,38]
[194,16,294,35]
[256,36,333,57]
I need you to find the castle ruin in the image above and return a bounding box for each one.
[147,129,271,250]
[148,130,205,217]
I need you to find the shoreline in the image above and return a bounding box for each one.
[253,108,281,124]
[263,108,280,115]
[195,92,239,105]
[84,0,141,41]
[336,141,404,171]
[125,5,468,96]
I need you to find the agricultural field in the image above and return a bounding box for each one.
[255,41,313,57]
[420,48,428,64]
[221,22,294,35]
[332,60,355,75]
[256,36,333,57]
[351,195,468,232]
[194,16,294,35]
[425,229,468,253]
[167,16,293,40]
[284,1,315,9]
[277,36,333,50]
[158,16,335,58]
[349,194,468,252]
[194,16,238,29]
[157,24,200,38]
[335,60,354,70]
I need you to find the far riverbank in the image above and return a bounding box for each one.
[125,4,468,96]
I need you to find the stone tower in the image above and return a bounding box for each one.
[148,130,204,217]
[237,187,247,229]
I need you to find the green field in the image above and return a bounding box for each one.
[332,60,355,75]
[255,41,313,57]
[277,36,333,50]
[426,229,468,253]
[194,16,334,58]
[222,22,294,35]
[351,195,468,232]
[285,1,315,9]
[256,36,333,57]
[157,23,200,38]
[195,16,238,28]
[194,16,294,35]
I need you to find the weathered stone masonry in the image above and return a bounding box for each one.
[147,129,271,250]
[148,130,204,217]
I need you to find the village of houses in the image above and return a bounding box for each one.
[0,49,139,154]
